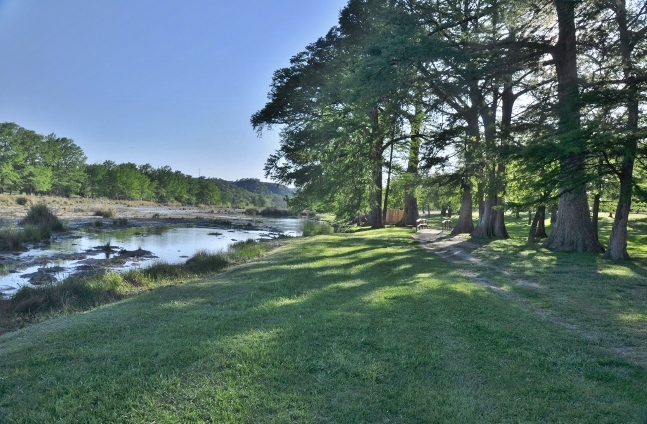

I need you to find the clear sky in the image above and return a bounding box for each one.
[0,0,348,181]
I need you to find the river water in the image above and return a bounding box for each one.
[0,218,303,298]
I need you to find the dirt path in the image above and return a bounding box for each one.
[414,231,647,370]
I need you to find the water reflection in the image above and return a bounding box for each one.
[0,218,302,297]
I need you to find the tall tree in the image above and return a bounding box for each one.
[41,134,87,196]
[538,1,604,252]
[592,0,647,259]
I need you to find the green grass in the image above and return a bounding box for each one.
[1,228,646,422]
[0,204,66,250]
[300,219,334,236]
[21,203,64,233]
[0,240,276,333]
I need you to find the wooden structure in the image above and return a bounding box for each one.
[385,209,404,225]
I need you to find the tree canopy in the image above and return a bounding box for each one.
[253,0,647,257]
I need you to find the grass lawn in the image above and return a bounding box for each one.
[1,225,647,422]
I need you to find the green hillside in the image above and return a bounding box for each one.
[211,178,294,209]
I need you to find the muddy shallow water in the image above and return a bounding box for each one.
[0,209,303,298]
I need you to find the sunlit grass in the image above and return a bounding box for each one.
[1,228,646,422]
[0,239,278,333]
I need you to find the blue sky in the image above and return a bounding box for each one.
[0,0,348,181]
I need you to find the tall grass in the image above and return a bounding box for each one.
[0,239,276,333]
[20,203,64,234]
[301,219,334,236]
[94,207,116,218]
[0,204,64,251]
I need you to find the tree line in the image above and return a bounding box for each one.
[252,0,647,259]
[0,122,277,207]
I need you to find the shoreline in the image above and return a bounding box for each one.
[0,199,300,296]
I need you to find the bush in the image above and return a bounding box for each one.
[21,203,64,233]
[227,239,266,260]
[300,220,334,237]
[185,250,229,273]
[0,227,27,250]
[94,208,116,219]
[260,208,292,217]
[15,196,30,206]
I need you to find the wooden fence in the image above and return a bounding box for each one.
[385,209,404,225]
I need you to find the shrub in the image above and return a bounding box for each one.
[123,270,154,288]
[0,227,27,250]
[185,250,229,273]
[94,208,116,219]
[97,272,125,291]
[113,218,128,226]
[227,239,266,260]
[260,208,292,217]
[130,262,186,281]
[300,220,334,237]
[21,203,64,233]
[15,196,30,206]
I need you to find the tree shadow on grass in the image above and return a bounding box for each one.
[2,231,647,422]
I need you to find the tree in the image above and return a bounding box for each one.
[590,0,647,259]
[0,123,25,193]
[535,1,603,252]
[41,134,87,196]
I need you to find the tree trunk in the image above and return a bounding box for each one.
[367,107,384,229]
[452,183,474,235]
[476,179,485,220]
[542,0,603,253]
[401,194,419,225]
[542,181,602,252]
[535,205,548,238]
[382,143,394,224]
[472,197,494,238]
[528,209,542,243]
[493,196,509,238]
[604,0,637,260]
[398,106,422,227]
[592,192,600,240]
[605,170,632,260]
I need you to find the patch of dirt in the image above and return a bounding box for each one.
[415,232,647,370]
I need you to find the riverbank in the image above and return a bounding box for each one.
[0,194,288,225]
[1,227,646,422]
[0,197,301,292]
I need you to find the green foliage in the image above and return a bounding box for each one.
[1,230,647,421]
[112,218,128,226]
[0,123,86,196]
[21,203,63,233]
[94,208,116,218]
[185,250,229,273]
[300,219,334,237]
[0,238,273,333]
[0,227,28,250]
[14,196,29,206]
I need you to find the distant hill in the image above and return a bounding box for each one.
[209,178,294,209]
[234,178,293,196]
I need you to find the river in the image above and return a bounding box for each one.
[0,217,303,298]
